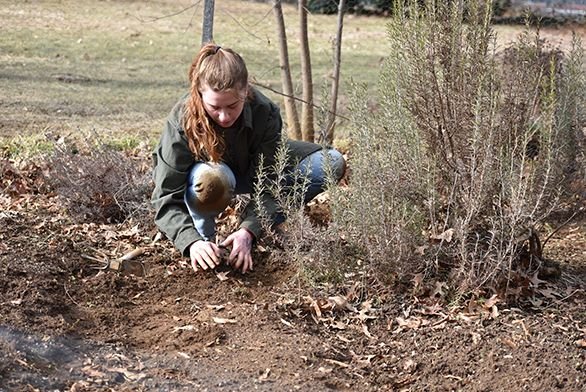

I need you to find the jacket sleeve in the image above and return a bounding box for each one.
[151,103,201,256]
[239,102,282,238]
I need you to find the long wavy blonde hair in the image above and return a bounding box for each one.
[183,44,249,162]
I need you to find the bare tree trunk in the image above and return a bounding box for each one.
[273,0,301,140]
[298,0,314,142]
[201,0,215,45]
[324,0,346,143]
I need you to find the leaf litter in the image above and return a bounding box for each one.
[1,151,585,390]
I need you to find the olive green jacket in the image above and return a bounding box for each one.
[151,88,321,256]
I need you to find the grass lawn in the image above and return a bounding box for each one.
[0,0,582,145]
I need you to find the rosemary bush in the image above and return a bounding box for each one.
[254,137,314,254]
[331,0,584,294]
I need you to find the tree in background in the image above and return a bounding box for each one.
[274,0,346,143]
[299,0,315,142]
[201,0,215,45]
[273,0,302,139]
[323,0,346,143]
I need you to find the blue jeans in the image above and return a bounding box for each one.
[184,148,345,240]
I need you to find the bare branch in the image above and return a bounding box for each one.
[251,80,349,121]
[216,3,276,42]
[541,208,583,249]
[132,1,202,23]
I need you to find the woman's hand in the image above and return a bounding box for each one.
[189,240,221,271]
[221,228,254,273]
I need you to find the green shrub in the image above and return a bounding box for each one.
[331,0,584,295]
[253,136,351,286]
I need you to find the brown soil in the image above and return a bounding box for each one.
[0,158,585,392]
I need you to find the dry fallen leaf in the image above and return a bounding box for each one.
[352,300,378,322]
[215,271,230,281]
[304,296,342,320]
[415,246,427,256]
[575,339,586,348]
[330,320,347,330]
[362,323,374,339]
[536,287,558,299]
[172,325,195,333]
[258,368,271,381]
[403,359,417,373]
[412,273,424,291]
[328,295,357,312]
[432,281,448,298]
[212,317,237,324]
[396,316,422,330]
[529,271,547,288]
[483,294,499,309]
[490,304,499,319]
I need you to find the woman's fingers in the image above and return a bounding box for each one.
[188,231,255,274]
[189,241,220,272]
[232,249,244,271]
[223,229,254,274]
[229,247,254,273]
[242,253,253,273]
[199,248,217,270]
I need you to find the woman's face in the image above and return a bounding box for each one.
[200,86,247,129]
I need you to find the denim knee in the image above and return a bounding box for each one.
[296,148,346,202]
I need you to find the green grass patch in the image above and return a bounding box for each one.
[1,1,563,144]
[0,134,54,160]
[0,0,388,142]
